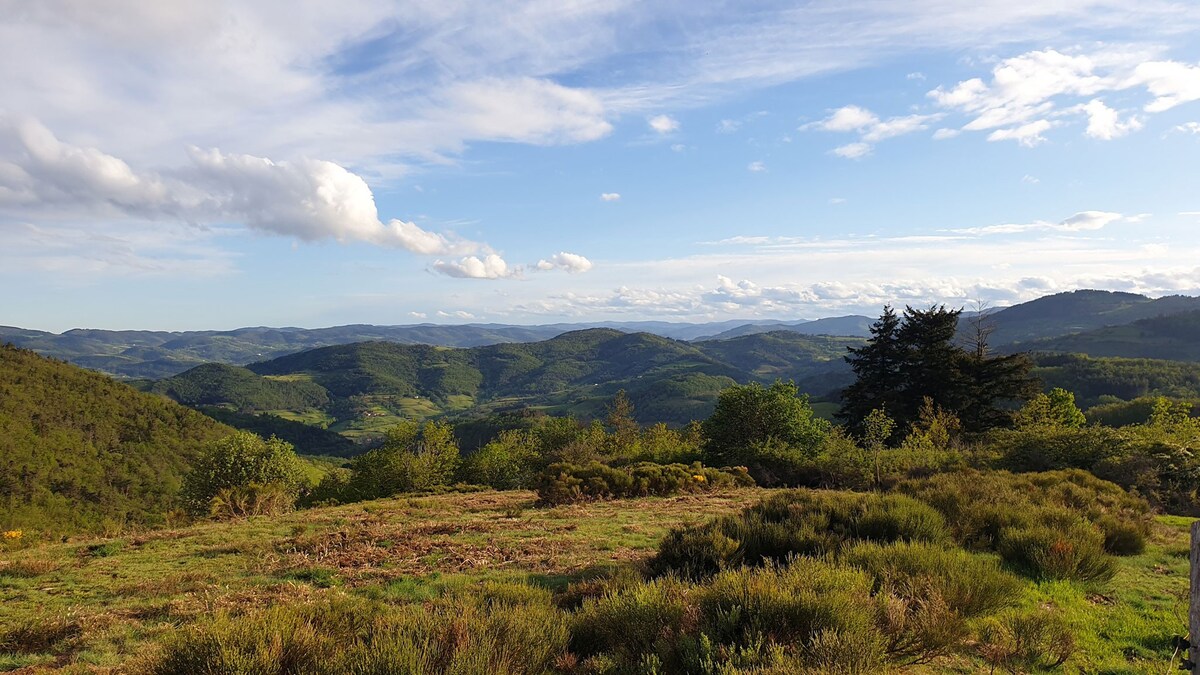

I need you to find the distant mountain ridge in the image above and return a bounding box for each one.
[7,289,1200,380]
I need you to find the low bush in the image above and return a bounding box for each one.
[996,522,1116,583]
[978,610,1076,673]
[844,541,1023,663]
[150,586,569,675]
[534,461,753,504]
[652,489,950,579]
[897,469,1149,561]
[572,560,886,674]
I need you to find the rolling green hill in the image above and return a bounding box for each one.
[1024,310,1200,361]
[986,290,1200,346]
[147,329,855,434]
[0,345,236,535]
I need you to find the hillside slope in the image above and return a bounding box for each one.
[149,329,855,431]
[986,290,1200,346]
[1024,310,1200,361]
[0,345,235,535]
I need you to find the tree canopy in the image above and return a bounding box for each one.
[838,306,1038,434]
[702,380,831,464]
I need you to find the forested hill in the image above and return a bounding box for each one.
[983,290,1200,346]
[0,345,235,535]
[1023,310,1200,361]
[148,329,859,427]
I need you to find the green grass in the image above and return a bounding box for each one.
[0,489,1190,673]
[266,408,335,427]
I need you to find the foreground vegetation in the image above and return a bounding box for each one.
[0,485,1189,673]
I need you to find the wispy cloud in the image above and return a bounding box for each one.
[804,105,941,157]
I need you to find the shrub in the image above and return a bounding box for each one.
[652,490,949,579]
[702,380,831,465]
[978,610,1076,673]
[897,469,1149,556]
[458,429,540,490]
[843,541,1020,619]
[570,576,691,666]
[180,431,306,517]
[345,420,461,500]
[996,523,1116,583]
[695,560,883,657]
[534,461,753,504]
[151,588,569,675]
[1095,515,1147,555]
[843,541,1023,663]
[650,525,742,579]
[208,482,297,519]
[572,561,886,674]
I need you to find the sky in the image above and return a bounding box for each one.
[3,1,1200,332]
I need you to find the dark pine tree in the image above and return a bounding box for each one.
[840,305,1038,435]
[837,306,905,436]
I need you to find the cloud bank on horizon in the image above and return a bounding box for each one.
[2,0,1200,329]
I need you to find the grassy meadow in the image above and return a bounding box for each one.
[0,487,1191,673]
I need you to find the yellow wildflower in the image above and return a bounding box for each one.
[2,530,21,540]
[692,474,706,482]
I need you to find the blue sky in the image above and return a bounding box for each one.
[3,1,1200,331]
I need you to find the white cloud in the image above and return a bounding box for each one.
[953,210,1124,235]
[1175,122,1200,135]
[929,48,1200,145]
[986,120,1054,146]
[535,252,594,274]
[436,310,476,320]
[932,128,961,140]
[432,254,515,279]
[436,77,613,146]
[408,311,428,319]
[807,105,939,156]
[747,160,767,172]
[829,197,847,204]
[600,192,621,201]
[815,105,879,132]
[1081,99,1142,139]
[0,117,487,257]
[1021,174,1040,184]
[1127,61,1200,112]
[907,72,926,81]
[648,114,680,134]
[717,119,741,133]
[832,142,871,158]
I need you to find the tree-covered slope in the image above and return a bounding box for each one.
[1032,352,1200,407]
[1023,310,1200,361]
[146,363,330,409]
[142,329,857,429]
[986,290,1200,346]
[0,345,235,535]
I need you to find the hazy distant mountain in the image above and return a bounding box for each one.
[0,320,818,379]
[697,315,874,341]
[9,290,1200,380]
